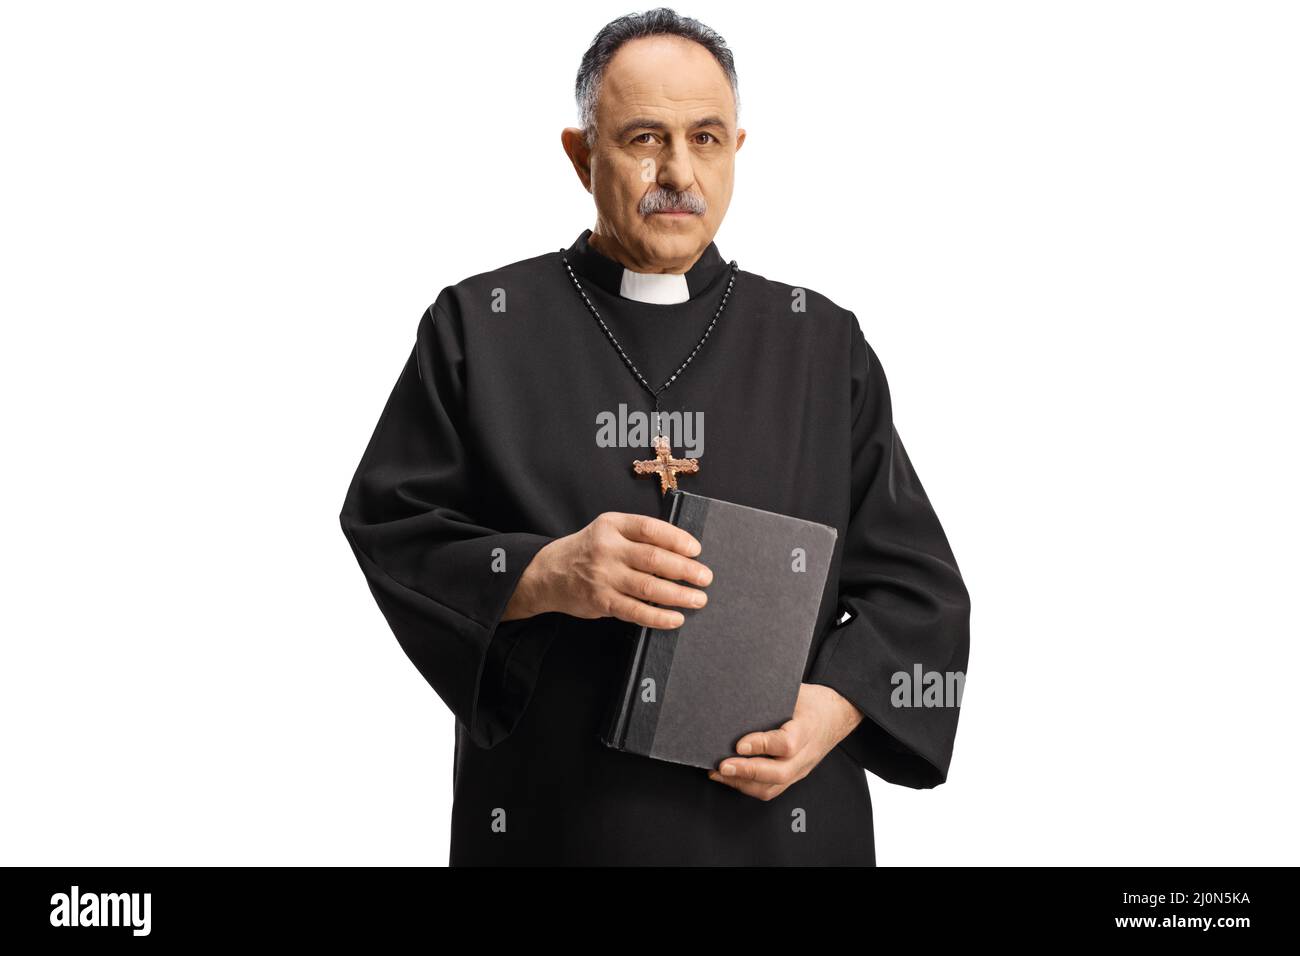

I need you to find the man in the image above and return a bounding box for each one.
[339,7,970,866]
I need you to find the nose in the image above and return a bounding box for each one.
[656,139,695,195]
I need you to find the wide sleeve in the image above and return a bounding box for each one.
[338,303,558,749]
[808,322,971,788]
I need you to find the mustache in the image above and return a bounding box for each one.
[639,188,707,216]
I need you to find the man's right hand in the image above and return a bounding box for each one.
[502,512,712,629]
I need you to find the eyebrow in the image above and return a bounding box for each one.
[613,115,730,140]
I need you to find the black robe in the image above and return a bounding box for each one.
[339,229,971,866]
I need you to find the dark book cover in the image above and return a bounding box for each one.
[602,490,838,770]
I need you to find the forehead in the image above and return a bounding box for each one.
[598,35,735,120]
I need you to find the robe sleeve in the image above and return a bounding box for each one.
[338,303,558,749]
[808,321,971,788]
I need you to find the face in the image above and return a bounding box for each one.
[562,35,745,273]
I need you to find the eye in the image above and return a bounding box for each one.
[631,132,659,145]
[694,132,718,145]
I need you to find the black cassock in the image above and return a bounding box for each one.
[339,229,970,866]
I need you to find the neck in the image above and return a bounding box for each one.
[588,226,703,275]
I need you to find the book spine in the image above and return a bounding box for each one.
[604,491,686,751]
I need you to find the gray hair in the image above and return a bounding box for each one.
[575,8,739,147]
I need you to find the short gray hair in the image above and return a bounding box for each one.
[575,8,739,147]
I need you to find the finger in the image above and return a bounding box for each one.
[606,594,685,631]
[716,756,797,786]
[617,569,708,611]
[707,771,785,802]
[735,721,802,757]
[623,542,712,587]
[612,513,703,559]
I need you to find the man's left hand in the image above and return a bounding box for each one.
[707,683,864,801]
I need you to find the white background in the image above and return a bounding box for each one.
[2,0,1296,865]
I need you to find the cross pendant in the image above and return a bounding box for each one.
[632,435,700,495]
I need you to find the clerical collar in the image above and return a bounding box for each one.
[564,228,728,303]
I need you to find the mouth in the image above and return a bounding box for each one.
[649,210,696,217]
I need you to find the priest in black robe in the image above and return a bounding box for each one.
[339,8,970,866]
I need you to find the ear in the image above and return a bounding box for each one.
[735,128,746,152]
[561,127,594,193]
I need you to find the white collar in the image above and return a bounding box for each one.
[619,269,690,304]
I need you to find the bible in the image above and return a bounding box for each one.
[602,490,839,770]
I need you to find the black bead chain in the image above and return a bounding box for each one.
[560,250,739,426]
